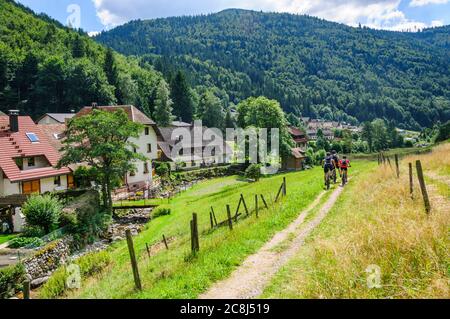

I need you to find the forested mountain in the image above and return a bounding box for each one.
[96,9,450,129]
[0,0,164,118]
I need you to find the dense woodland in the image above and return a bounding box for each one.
[0,0,164,118]
[96,9,450,130]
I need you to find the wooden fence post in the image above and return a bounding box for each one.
[416,160,431,214]
[145,243,151,259]
[226,204,233,230]
[283,177,287,196]
[255,194,259,218]
[241,194,249,216]
[162,235,169,250]
[191,213,199,253]
[395,155,400,178]
[260,194,269,209]
[125,229,142,291]
[210,212,214,229]
[211,207,218,226]
[387,156,392,168]
[275,183,284,202]
[23,280,30,300]
[409,163,414,198]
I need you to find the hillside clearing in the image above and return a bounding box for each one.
[47,167,348,299]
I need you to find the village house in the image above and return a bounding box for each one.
[0,110,74,198]
[282,126,308,171]
[156,123,231,170]
[36,113,76,125]
[75,105,159,191]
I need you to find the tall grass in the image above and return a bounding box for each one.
[262,145,449,299]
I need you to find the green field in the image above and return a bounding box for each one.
[0,234,17,245]
[40,161,376,299]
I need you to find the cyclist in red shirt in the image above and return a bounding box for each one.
[339,156,351,186]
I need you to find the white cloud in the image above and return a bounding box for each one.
[91,0,444,31]
[410,0,449,7]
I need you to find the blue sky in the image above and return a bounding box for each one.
[16,0,450,34]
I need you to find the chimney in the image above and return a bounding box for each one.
[9,110,19,133]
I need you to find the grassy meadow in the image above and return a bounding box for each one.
[40,161,374,299]
[262,143,449,299]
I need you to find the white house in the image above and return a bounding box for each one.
[75,105,159,191]
[0,111,74,197]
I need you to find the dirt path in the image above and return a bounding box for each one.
[200,184,346,299]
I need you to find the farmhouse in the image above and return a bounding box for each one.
[0,110,74,197]
[75,105,159,191]
[156,124,231,170]
[36,113,76,125]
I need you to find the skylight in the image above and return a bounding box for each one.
[26,133,40,143]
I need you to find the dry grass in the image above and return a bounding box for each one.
[262,144,450,299]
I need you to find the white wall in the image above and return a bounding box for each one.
[126,125,158,186]
[22,156,49,171]
[3,178,20,196]
[40,175,68,194]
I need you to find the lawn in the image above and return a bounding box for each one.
[261,143,449,299]
[0,234,17,245]
[53,167,339,299]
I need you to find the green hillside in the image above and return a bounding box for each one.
[0,0,163,118]
[96,9,450,129]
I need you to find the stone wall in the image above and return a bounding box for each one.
[23,236,73,286]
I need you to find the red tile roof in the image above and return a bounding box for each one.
[0,116,71,182]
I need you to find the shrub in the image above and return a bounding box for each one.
[58,211,78,232]
[155,163,170,177]
[152,207,171,219]
[245,164,262,181]
[8,237,43,249]
[22,194,62,234]
[22,225,46,238]
[0,264,26,299]
[39,251,112,299]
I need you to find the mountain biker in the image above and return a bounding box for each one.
[339,156,351,185]
[331,150,340,182]
[322,152,335,188]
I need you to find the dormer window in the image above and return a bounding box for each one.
[28,157,35,167]
[26,133,39,143]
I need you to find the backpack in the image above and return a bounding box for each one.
[325,156,333,166]
[340,159,349,168]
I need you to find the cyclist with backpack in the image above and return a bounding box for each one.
[339,156,351,186]
[322,152,336,190]
[331,150,340,183]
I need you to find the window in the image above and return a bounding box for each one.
[144,163,149,174]
[26,133,39,143]
[28,157,35,167]
[130,170,136,177]
[147,144,152,153]
[54,176,61,186]
[145,127,150,136]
